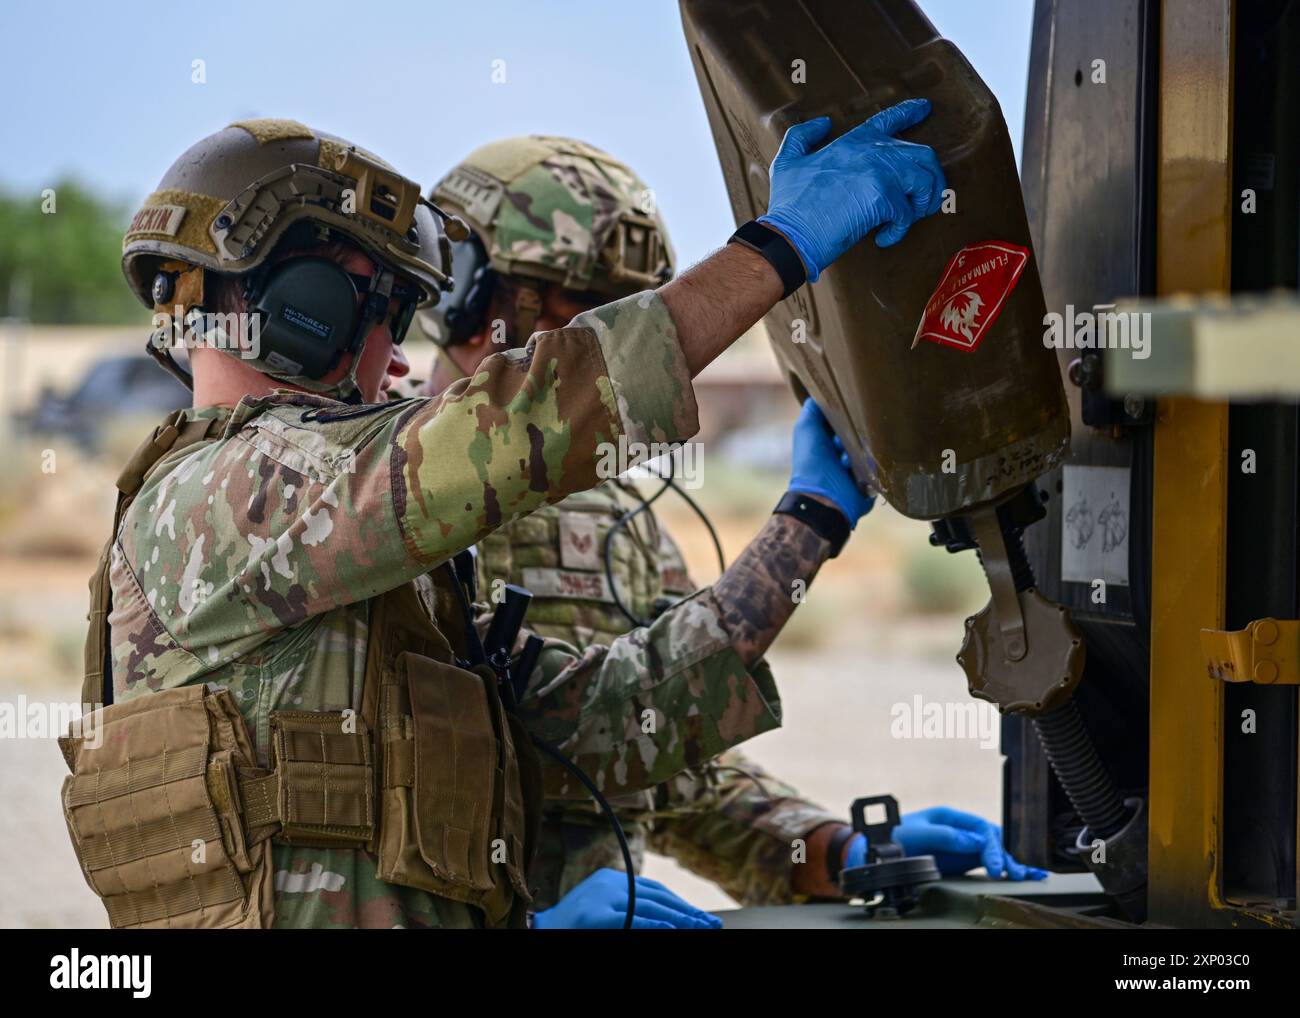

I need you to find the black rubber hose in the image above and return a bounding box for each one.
[531,736,637,931]
[1033,700,1128,839]
[970,504,1128,842]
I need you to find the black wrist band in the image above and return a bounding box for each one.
[728,220,808,299]
[773,490,851,558]
[826,825,857,884]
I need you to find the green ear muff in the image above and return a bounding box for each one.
[248,257,363,379]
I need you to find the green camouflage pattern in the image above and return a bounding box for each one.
[476,481,842,909]
[104,291,783,927]
[475,479,695,649]
[645,753,846,907]
[529,748,846,909]
[431,135,675,294]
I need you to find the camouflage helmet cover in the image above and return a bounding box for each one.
[122,118,451,310]
[430,135,675,298]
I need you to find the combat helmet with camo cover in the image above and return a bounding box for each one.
[122,118,456,400]
[419,135,675,347]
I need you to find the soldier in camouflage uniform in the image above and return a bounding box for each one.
[59,107,951,929]
[420,136,1049,909]
[419,136,848,907]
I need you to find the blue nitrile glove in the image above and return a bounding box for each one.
[532,868,723,930]
[893,806,1049,881]
[757,98,946,280]
[788,398,875,527]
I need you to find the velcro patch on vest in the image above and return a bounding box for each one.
[521,567,614,604]
[558,514,601,571]
[127,204,188,238]
[660,566,693,596]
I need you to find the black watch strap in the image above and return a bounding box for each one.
[825,824,857,884]
[773,490,851,558]
[728,220,807,299]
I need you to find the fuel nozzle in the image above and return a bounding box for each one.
[839,795,941,917]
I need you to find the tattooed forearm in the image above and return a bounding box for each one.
[713,506,834,668]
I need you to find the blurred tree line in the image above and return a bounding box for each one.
[0,180,150,324]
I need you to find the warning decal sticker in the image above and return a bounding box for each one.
[912,241,1031,352]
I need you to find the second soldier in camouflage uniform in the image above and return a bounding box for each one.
[420,136,863,907]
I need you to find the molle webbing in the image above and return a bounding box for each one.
[265,711,375,847]
[59,685,377,929]
[59,685,274,929]
[104,866,248,929]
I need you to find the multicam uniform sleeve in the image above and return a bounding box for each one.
[515,588,785,800]
[644,749,845,907]
[189,291,698,635]
[388,290,695,570]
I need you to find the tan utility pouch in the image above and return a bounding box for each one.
[264,710,375,847]
[59,685,273,929]
[374,652,532,927]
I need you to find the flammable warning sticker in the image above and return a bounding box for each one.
[912,241,1030,351]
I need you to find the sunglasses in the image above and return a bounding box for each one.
[347,272,420,345]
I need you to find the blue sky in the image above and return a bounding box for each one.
[0,0,1034,266]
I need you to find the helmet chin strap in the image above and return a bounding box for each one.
[280,315,376,404]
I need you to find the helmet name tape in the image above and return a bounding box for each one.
[128,204,187,238]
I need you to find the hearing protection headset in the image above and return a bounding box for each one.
[431,233,498,346]
[148,246,421,398]
[238,256,420,379]
[422,232,551,350]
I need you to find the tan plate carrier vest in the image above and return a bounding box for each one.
[59,409,542,929]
